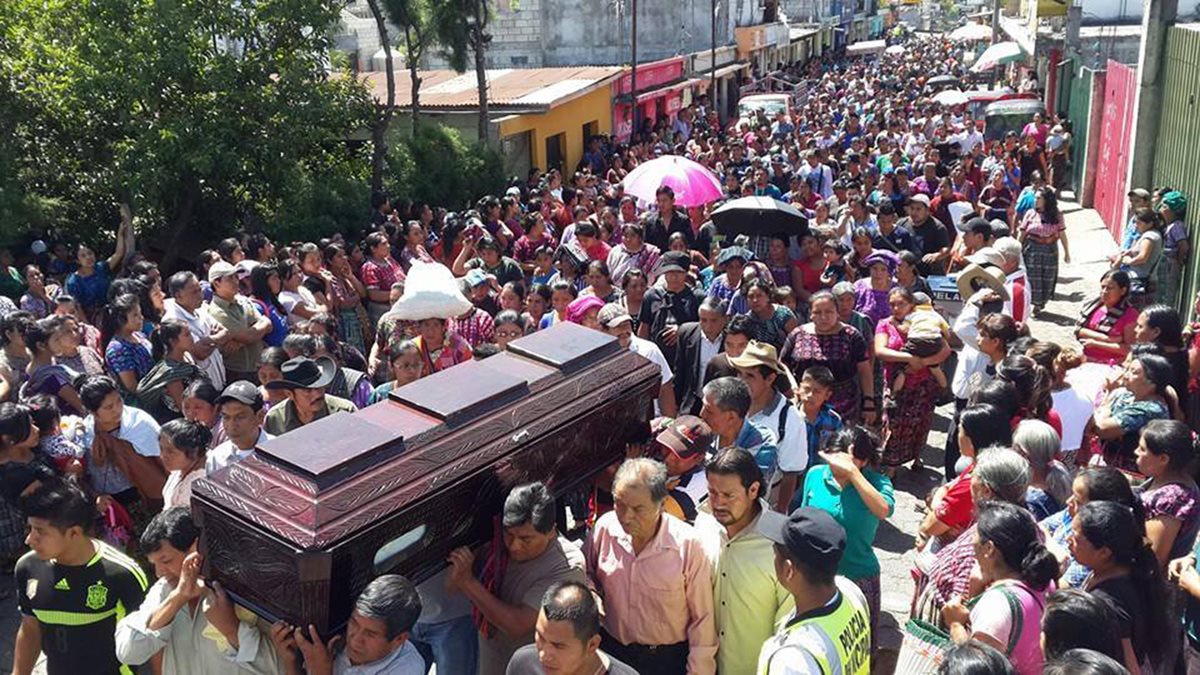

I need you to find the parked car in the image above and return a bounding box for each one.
[737,93,793,127]
[984,98,1045,142]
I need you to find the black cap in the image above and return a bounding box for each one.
[656,250,691,274]
[759,507,846,576]
[964,216,993,237]
[215,380,264,409]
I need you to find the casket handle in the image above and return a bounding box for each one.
[511,429,531,443]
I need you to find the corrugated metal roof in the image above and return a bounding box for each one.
[363,66,623,111]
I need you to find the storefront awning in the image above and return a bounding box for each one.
[710,62,750,79]
[635,78,702,104]
[845,39,887,56]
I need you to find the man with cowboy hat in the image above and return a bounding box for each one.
[263,355,357,435]
[729,341,808,512]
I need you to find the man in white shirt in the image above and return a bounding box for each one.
[799,150,834,200]
[206,381,273,474]
[729,342,808,511]
[599,304,677,417]
[162,271,226,390]
[952,113,984,156]
[116,508,282,675]
[968,239,1031,324]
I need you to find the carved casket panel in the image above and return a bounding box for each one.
[192,323,659,633]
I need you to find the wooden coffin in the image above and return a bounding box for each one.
[191,322,659,634]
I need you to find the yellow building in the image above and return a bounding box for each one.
[364,66,621,176]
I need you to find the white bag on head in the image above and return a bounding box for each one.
[389,261,473,320]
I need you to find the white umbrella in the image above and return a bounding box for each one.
[932,88,969,106]
[971,41,1025,72]
[885,45,906,55]
[948,23,994,42]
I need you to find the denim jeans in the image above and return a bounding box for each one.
[410,614,478,675]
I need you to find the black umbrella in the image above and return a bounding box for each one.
[925,74,961,90]
[710,196,810,238]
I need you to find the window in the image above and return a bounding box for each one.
[582,120,599,152]
[545,132,565,172]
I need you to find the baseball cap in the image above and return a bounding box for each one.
[1127,188,1151,199]
[208,261,238,283]
[715,246,751,266]
[966,246,1005,268]
[759,507,847,576]
[908,193,930,207]
[656,251,690,274]
[655,415,714,459]
[597,303,633,329]
[964,217,993,237]
[465,269,488,287]
[215,380,264,409]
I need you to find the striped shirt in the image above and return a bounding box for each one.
[16,539,149,675]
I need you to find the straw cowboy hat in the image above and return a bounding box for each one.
[956,263,1010,302]
[727,340,800,394]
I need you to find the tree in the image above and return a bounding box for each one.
[433,0,493,142]
[1,0,372,262]
[365,0,395,195]
[382,0,434,134]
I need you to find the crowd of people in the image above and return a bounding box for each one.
[0,29,1195,675]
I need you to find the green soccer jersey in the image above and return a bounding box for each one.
[15,539,149,675]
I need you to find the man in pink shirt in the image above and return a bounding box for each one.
[586,457,717,674]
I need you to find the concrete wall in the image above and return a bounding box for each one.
[540,0,736,65]
[421,0,739,69]
[1081,0,1143,22]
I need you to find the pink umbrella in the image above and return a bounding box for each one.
[620,155,723,207]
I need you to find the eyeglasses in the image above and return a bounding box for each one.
[496,330,523,339]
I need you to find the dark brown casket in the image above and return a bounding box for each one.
[191,322,659,635]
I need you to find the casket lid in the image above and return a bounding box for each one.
[195,322,637,548]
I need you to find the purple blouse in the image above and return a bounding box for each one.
[853,279,894,324]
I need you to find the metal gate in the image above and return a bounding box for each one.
[1066,67,1095,196]
[1092,59,1138,242]
[1152,26,1200,313]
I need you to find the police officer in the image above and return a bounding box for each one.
[757,508,871,675]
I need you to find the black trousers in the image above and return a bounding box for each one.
[601,629,688,674]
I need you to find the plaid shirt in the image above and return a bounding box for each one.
[806,403,843,456]
[415,331,473,375]
[359,255,405,292]
[450,307,495,348]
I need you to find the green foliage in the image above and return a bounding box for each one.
[1,0,373,259]
[388,125,503,210]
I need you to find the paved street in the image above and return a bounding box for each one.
[871,194,1115,673]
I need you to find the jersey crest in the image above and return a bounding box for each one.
[85,581,108,610]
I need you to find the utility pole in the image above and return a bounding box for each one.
[630,0,638,138]
[990,0,1001,89]
[711,0,717,95]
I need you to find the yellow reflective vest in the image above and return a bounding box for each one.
[756,577,871,675]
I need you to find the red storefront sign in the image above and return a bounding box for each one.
[614,57,685,96]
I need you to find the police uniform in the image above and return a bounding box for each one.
[16,540,150,675]
[756,577,871,675]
